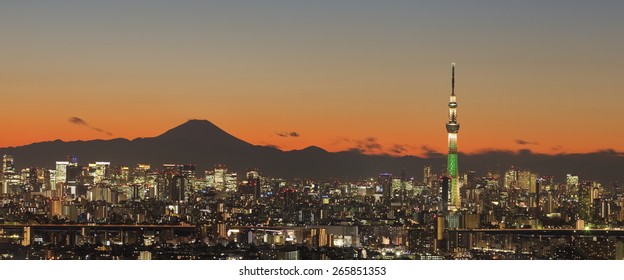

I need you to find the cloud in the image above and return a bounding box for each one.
[275,131,300,137]
[92,127,113,136]
[345,137,384,154]
[360,137,382,151]
[420,145,444,158]
[69,117,88,126]
[68,116,113,136]
[388,144,407,154]
[515,139,538,145]
[330,137,352,146]
[342,138,418,156]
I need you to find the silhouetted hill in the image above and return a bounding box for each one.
[156,119,251,148]
[1,120,623,183]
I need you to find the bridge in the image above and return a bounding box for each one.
[0,223,196,246]
[448,228,624,236]
[0,223,195,230]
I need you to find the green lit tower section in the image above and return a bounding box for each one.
[446,63,461,210]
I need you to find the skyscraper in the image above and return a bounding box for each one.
[2,155,16,194]
[423,165,432,185]
[54,161,69,189]
[446,63,461,209]
[2,154,15,174]
[440,176,450,215]
[378,173,392,206]
[579,181,592,222]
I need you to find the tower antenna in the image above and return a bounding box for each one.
[451,62,455,96]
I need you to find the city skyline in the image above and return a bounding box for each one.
[2,125,624,260]
[2,1,624,156]
[4,0,624,262]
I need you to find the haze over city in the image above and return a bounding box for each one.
[2,1,623,156]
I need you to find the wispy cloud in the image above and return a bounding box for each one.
[344,137,384,154]
[68,117,88,126]
[388,144,407,154]
[68,116,113,136]
[420,145,444,158]
[276,131,300,137]
[515,139,538,145]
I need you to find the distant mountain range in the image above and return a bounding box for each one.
[1,120,623,183]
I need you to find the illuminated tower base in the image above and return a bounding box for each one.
[447,133,460,209]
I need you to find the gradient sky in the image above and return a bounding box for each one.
[1,1,623,156]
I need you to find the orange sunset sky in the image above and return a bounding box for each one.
[1,1,623,157]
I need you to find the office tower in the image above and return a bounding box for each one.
[133,164,151,185]
[65,164,82,196]
[518,170,537,191]
[214,164,227,190]
[567,174,579,193]
[161,164,179,200]
[26,167,42,192]
[245,169,261,199]
[181,164,196,193]
[378,173,392,206]
[2,155,16,194]
[423,165,432,185]
[2,154,15,174]
[170,175,186,202]
[535,179,541,217]
[400,168,407,205]
[225,172,238,192]
[466,170,476,189]
[181,164,196,179]
[119,166,130,182]
[504,168,518,190]
[55,161,69,188]
[440,176,450,215]
[579,181,592,222]
[445,63,461,209]
[88,162,110,184]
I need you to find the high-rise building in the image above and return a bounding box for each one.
[2,154,15,174]
[466,170,476,189]
[504,168,518,190]
[579,181,592,221]
[88,162,110,184]
[2,154,16,194]
[567,174,579,193]
[423,165,432,185]
[378,173,392,206]
[65,164,82,196]
[244,169,261,199]
[132,164,151,185]
[535,179,542,217]
[170,175,186,202]
[213,164,227,190]
[225,172,238,192]
[55,161,69,187]
[440,176,450,215]
[400,168,407,205]
[445,63,461,209]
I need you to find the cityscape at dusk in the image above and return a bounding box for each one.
[2,1,624,262]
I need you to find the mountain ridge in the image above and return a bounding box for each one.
[1,120,623,182]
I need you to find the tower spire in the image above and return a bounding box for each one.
[451,62,455,96]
